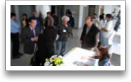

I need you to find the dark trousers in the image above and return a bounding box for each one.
[11,33,19,57]
[114,22,120,31]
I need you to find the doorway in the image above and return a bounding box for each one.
[51,5,64,25]
[18,5,35,29]
[88,5,96,16]
[11,5,15,13]
[18,5,35,21]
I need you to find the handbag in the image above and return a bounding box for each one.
[30,44,38,66]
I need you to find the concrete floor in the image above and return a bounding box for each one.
[11,28,120,66]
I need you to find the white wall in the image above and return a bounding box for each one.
[103,5,113,15]
[14,5,20,25]
[78,5,84,29]
[35,5,51,18]
[112,5,120,16]
[42,5,51,18]
[104,5,120,15]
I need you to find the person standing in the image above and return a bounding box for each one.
[51,12,59,29]
[87,45,111,66]
[80,16,100,51]
[21,17,40,66]
[36,26,56,66]
[33,12,42,31]
[92,13,99,27]
[112,12,115,20]
[21,14,29,28]
[114,10,121,31]
[101,14,114,48]
[56,16,73,56]
[44,12,54,28]
[11,12,23,59]
[98,15,107,46]
[66,12,75,28]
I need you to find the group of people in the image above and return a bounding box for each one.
[11,10,120,66]
[81,11,121,66]
[11,11,74,66]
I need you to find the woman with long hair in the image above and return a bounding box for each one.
[36,26,56,66]
[85,45,111,66]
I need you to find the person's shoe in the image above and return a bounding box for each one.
[18,52,23,56]
[12,55,21,59]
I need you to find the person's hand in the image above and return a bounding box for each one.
[19,33,21,36]
[65,24,68,27]
[87,56,95,58]
[80,40,82,44]
[101,28,108,32]
[91,47,95,51]
[101,28,104,31]
[32,37,38,42]
[84,64,89,66]
[81,56,87,60]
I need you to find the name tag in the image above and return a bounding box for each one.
[63,29,66,32]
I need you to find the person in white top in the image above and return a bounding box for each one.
[112,12,115,20]
[92,13,99,27]
[101,14,114,48]
[98,15,107,46]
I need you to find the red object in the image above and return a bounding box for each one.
[101,5,104,8]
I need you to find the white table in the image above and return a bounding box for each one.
[109,42,121,57]
[63,47,99,66]
[109,31,121,57]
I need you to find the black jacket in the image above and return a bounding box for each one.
[52,15,59,26]
[68,16,75,28]
[56,23,73,41]
[36,34,55,63]
[80,24,100,48]
[21,27,40,54]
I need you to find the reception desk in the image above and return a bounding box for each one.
[63,47,99,66]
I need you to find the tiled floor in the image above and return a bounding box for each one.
[11,28,120,66]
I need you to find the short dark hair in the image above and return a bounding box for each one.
[47,12,51,15]
[22,14,27,16]
[102,13,105,16]
[106,14,112,19]
[67,12,72,15]
[51,12,55,14]
[11,12,16,18]
[86,16,93,21]
[99,15,104,20]
[28,17,36,23]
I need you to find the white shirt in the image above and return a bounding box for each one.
[102,20,114,38]
[98,20,107,29]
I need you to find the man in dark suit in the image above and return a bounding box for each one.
[80,16,100,51]
[21,17,40,66]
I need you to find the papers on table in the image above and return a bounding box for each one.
[63,47,98,66]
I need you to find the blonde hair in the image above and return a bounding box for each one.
[61,16,70,21]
